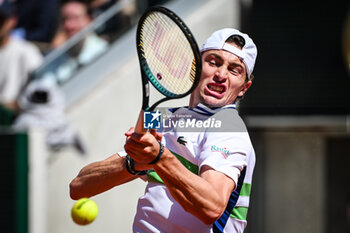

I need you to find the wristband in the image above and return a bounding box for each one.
[148,141,164,165]
[125,155,148,176]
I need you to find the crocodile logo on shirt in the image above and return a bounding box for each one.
[177,136,187,146]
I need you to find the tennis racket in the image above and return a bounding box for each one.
[135,6,201,133]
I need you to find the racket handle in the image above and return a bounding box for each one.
[135,110,147,134]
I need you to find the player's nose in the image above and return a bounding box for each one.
[214,66,228,82]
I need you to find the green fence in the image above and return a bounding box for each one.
[0,106,16,126]
[0,132,28,233]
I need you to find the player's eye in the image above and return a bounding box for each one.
[208,60,216,66]
[229,66,243,76]
[204,54,223,67]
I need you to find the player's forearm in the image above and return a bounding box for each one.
[152,149,227,225]
[69,155,136,200]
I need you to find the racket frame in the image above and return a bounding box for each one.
[136,6,202,112]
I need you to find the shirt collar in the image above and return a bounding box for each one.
[189,103,236,116]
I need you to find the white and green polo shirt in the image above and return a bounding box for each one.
[133,104,255,233]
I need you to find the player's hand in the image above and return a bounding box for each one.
[124,127,163,166]
[125,127,162,141]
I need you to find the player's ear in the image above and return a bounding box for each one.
[237,80,252,97]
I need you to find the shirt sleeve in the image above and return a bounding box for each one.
[198,131,252,187]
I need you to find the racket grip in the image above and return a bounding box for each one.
[135,110,147,134]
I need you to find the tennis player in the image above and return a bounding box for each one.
[70,28,257,233]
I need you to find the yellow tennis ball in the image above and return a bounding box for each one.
[71,198,98,225]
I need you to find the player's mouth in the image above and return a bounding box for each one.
[205,83,226,98]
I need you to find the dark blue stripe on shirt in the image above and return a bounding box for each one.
[213,168,246,233]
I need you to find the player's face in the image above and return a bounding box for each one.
[190,45,251,108]
[61,2,91,38]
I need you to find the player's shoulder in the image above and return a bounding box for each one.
[209,106,248,133]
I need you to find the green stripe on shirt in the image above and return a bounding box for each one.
[230,206,248,220]
[147,151,198,183]
[239,183,252,196]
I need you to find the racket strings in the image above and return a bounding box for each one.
[142,17,192,89]
[140,11,198,96]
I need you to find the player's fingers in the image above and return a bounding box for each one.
[125,136,141,150]
[124,142,140,160]
[149,129,162,141]
[125,136,151,154]
[125,131,143,144]
[129,132,157,147]
[133,132,147,142]
[149,129,156,135]
[125,135,159,161]
[155,132,163,141]
[124,127,136,137]
[125,144,149,163]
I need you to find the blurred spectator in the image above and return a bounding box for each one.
[0,0,43,114]
[12,0,60,53]
[45,0,108,83]
[89,0,137,42]
[89,0,116,18]
[51,0,107,49]
[13,78,87,154]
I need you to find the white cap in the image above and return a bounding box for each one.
[200,28,257,77]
